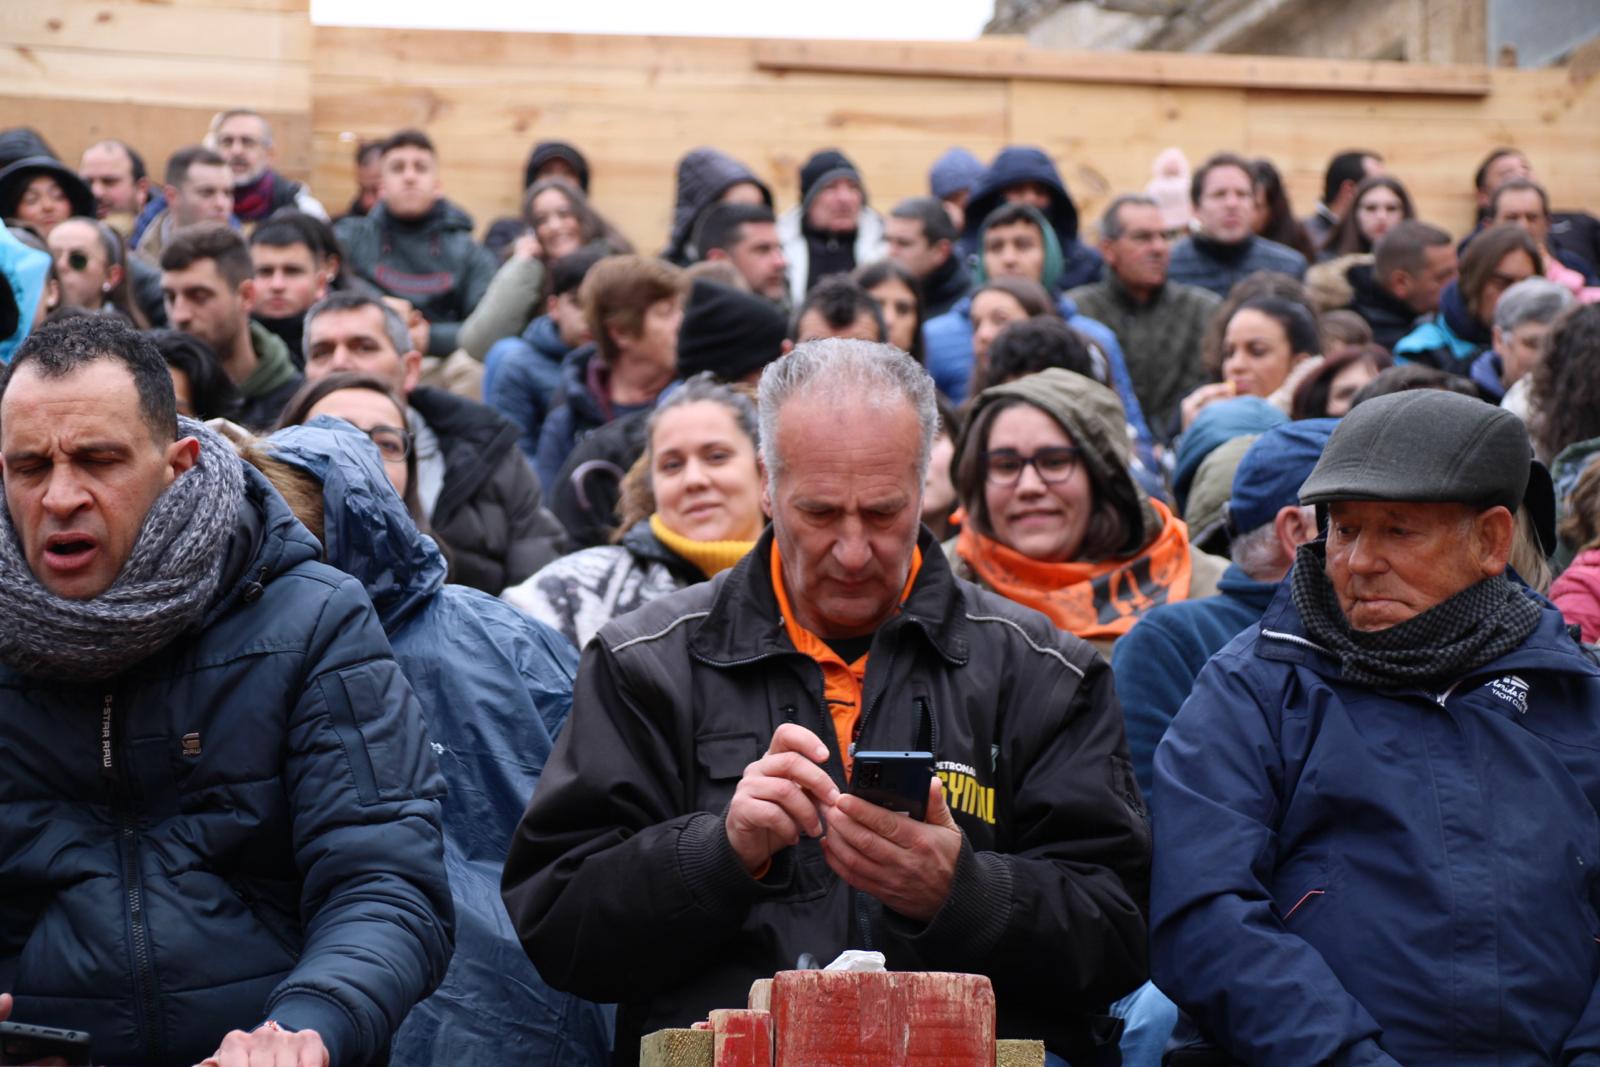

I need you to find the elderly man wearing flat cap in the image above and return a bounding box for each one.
[1149,389,1600,1067]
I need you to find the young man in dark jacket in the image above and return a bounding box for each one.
[333,129,497,358]
[303,291,567,593]
[1168,152,1308,298]
[960,146,1103,292]
[503,339,1150,1067]
[0,316,452,1067]
[1153,390,1600,1065]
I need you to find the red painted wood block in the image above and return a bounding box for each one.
[710,1008,774,1067]
[771,970,995,1066]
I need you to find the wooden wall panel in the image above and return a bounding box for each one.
[4,4,1596,257]
[0,0,312,187]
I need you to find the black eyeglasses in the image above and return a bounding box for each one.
[365,425,412,462]
[982,446,1083,487]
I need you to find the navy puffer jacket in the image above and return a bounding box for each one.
[0,463,454,1067]
[266,420,613,1067]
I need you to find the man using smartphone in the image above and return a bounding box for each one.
[504,340,1150,1067]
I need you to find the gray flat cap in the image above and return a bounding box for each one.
[1299,390,1530,512]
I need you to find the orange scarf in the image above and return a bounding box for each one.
[956,499,1194,640]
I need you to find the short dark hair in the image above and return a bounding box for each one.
[551,246,608,298]
[1322,150,1380,206]
[355,140,383,167]
[148,328,241,421]
[889,196,957,246]
[1373,219,1452,279]
[0,315,177,443]
[160,223,254,288]
[164,145,226,189]
[249,213,324,258]
[790,275,886,342]
[980,318,1099,393]
[695,202,776,256]
[1489,177,1550,218]
[979,201,1044,237]
[1473,147,1526,193]
[1349,363,1483,408]
[1190,152,1256,206]
[381,128,435,158]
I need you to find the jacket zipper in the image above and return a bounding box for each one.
[103,690,164,1063]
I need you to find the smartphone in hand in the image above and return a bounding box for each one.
[849,751,935,821]
[0,1020,92,1066]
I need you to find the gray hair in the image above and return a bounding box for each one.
[301,291,414,362]
[1494,276,1574,333]
[210,108,273,147]
[1230,505,1313,581]
[758,339,937,484]
[1099,194,1159,242]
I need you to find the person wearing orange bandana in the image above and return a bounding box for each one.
[950,367,1227,657]
[503,373,763,647]
[503,340,1150,1067]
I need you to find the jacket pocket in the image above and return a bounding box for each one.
[1272,852,1335,927]
[230,881,303,962]
[694,732,763,813]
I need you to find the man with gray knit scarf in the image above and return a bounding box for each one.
[1149,388,1600,1066]
[0,315,453,1067]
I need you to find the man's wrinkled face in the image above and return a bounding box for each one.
[304,305,421,396]
[1101,202,1170,292]
[1,360,196,599]
[215,114,272,185]
[806,178,864,234]
[252,241,327,319]
[79,143,146,218]
[1325,499,1506,632]
[1195,164,1256,244]
[764,392,923,638]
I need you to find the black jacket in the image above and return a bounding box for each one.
[921,251,975,320]
[662,148,772,266]
[502,526,1150,1065]
[409,386,567,593]
[1345,262,1421,352]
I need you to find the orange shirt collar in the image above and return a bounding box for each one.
[771,539,923,666]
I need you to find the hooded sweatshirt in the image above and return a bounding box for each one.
[264,420,613,1067]
[948,368,1225,655]
[334,199,498,356]
[961,147,1104,292]
[662,148,773,266]
[1393,279,1490,373]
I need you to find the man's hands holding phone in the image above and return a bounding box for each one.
[724,724,963,923]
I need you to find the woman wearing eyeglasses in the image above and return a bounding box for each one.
[948,368,1226,656]
[274,373,447,567]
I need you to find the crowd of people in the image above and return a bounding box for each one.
[1,109,1600,1067]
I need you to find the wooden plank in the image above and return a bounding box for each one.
[0,45,308,112]
[150,0,308,11]
[0,1,310,63]
[753,39,1494,96]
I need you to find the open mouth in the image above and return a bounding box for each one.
[44,535,97,561]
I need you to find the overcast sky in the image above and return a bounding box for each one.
[310,0,993,39]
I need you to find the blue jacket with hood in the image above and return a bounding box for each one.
[266,420,613,1067]
[1393,280,1488,374]
[1151,576,1600,1066]
[484,313,574,467]
[0,459,453,1067]
[960,147,1104,291]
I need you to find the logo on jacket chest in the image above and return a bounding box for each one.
[1487,674,1530,714]
[935,760,995,825]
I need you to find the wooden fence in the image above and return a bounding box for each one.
[4,0,1598,251]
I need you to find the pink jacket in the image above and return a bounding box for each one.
[1552,547,1600,643]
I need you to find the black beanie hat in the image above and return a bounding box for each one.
[524,141,590,192]
[799,149,864,212]
[676,280,787,383]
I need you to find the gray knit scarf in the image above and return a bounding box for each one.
[0,417,246,682]
[1290,539,1542,690]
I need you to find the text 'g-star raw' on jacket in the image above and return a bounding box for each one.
[1151,579,1600,1067]
[502,526,1151,1067]
[0,465,454,1067]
